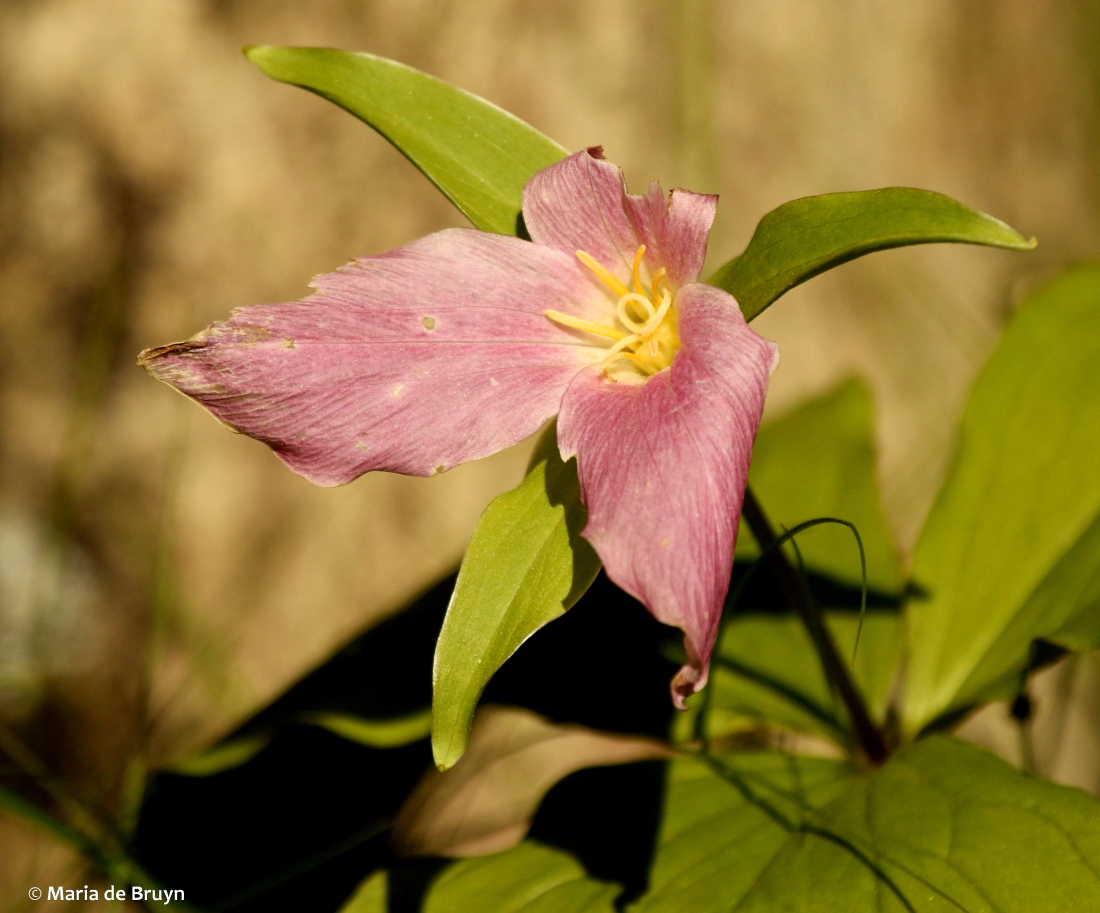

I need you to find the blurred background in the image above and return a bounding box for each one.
[2,0,1100,905]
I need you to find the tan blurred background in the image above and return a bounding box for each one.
[2,0,1100,904]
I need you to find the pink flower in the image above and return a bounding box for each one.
[140,148,779,707]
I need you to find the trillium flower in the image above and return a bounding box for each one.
[140,148,779,707]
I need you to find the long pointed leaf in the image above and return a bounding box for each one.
[432,425,600,770]
[245,46,567,235]
[709,188,1036,320]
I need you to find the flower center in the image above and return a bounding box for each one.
[545,245,681,382]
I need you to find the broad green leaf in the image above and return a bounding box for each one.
[709,188,1035,321]
[675,612,900,747]
[635,737,1100,912]
[633,753,855,912]
[738,378,903,593]
[904,266,1100,733]
[423,841,617,913]
[338,869,386,913]
[245,46,567,235]
[167,733,272,777]
[299,709,432,748]
[432,424,601,770]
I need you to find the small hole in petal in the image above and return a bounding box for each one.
[421,316,436,330]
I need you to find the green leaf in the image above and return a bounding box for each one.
[675,611,901,746]
[709,188,1035,321]
[633,753,855,912]
[299,709,432,748]
[1046,511,1100,651]
[423,841,618,913]
[245,46,566,236]
[167,733,272,777]
[386,738,1100,912]
[677,379,902,749]
[338,870,387,913]
[738,377,903,593]
[635,737,1100,912]
[432,423,601,770]
[904,265,1100,733]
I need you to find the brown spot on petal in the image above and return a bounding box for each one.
[221,325,271,347]
[421,316,436,330]
[136,329,210,366]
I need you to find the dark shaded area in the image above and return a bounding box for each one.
[132,554,909,912]
[514,210,532,240]
[726,559,907,617]
[528,760,668,907]
[133,569,679,911]
[138,726,424,912]
[237,574,455,732]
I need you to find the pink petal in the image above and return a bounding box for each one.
[625,184,717,291]
[522,148,717,290]
[556,283,779,708]
[140,229,605,486]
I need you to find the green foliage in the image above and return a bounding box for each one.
[338,870,386,913]
[244,46,566,235]
[633,753,855,912]
[426,738,1100,912]
[230,50,1100,912]
[709,188,1036,321]
[739,378,902,593]
[432,424,600,770]
[904,266,1100,733]
[167,734,272,777]
[300,709,432,748]
[678,612,900,747]
[423,841,618,913]
[168,710,432,777]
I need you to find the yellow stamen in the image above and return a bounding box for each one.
[650,267,667,304]
[545,309,625,340]
[631,245,647,294]
[549,247,681,382]
[601,333,643,365]
[576,250,630,297]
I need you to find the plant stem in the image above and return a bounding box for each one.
[739,487,889,764]
[0,723,175,908]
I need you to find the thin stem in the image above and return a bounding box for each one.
[740,487,888,765]
[0,724,176,908]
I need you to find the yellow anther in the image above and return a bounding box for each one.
[576,250,630,297]
[545,310,625,340]
[550,249,680,382]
